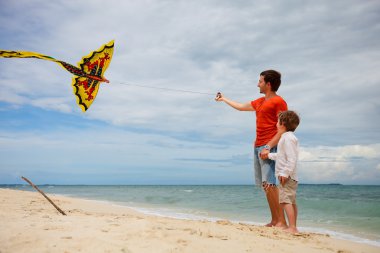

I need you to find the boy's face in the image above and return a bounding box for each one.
[276,119,286,132]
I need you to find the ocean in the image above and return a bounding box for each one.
[2,184,379,247]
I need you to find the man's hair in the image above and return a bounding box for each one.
[278,110,300,132]
[260,70,281,91]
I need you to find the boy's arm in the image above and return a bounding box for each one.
[215,93,254,111]
[278,138,298,177]
[268,152,277,161]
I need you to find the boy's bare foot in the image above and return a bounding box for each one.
[284,227,299,234]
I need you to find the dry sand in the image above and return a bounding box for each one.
[0,188,378,253]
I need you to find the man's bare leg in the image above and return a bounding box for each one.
[265,184,287,228]
[262,182,276,226]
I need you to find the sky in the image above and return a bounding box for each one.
[0,0,379,185]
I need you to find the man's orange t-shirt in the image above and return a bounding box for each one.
[251,96,287,147]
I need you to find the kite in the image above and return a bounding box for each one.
[0,40,114,111]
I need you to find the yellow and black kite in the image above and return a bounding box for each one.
[0,40,114,112]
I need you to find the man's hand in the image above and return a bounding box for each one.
[278,176,289,186]
[215,92,223,101]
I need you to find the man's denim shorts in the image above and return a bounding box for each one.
[254,145,277,186]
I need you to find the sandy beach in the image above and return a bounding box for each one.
[0,188,378,253]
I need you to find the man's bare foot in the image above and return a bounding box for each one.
[274,222,288,229]
[284,227,299,234]
[264,222,275,227]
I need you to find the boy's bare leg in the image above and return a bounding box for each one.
[282,203,299,234]
[265,184,287,227]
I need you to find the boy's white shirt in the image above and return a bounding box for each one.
[268,131,299,181]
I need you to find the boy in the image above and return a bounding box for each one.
[267,110,300,234]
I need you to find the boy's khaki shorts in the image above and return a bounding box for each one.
[279,178,298,204]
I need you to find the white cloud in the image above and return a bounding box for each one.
[300,144,380,162]
[298,144,380,184]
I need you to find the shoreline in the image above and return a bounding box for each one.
[1,188,379,253]
[120,202,380,247]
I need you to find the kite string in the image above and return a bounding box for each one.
[115,81,216,96]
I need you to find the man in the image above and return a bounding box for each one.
[215,70,287,227]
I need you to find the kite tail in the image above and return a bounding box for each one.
[0,50,59,62]
[0,50,83,77]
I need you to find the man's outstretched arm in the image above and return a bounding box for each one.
[215,93,254,111]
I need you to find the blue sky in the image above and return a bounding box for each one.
[1,0,379,185]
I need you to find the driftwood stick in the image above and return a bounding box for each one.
[21,176,67,216]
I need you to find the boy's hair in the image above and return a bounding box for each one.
[260,70,281,91]
[278,110,300,132]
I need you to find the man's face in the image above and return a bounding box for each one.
[257,75,269,94]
